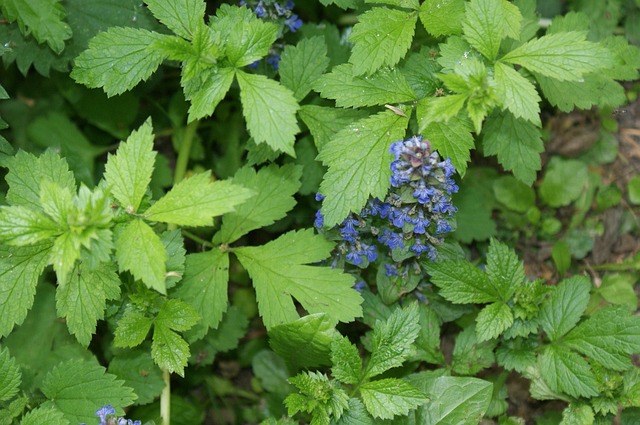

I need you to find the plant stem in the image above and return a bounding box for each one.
[174,120,200,184]
[161,368,171,425]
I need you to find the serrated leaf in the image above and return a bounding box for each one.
[462,0,506,60]
[365,0,419,8]
[269,314,336,369]
[115,219,167,294]
[536,73,627,113]
[360,378,426,420]
[286,371,349,422]
[71,28,169,96]
[452,324,495,375]
[485,238,523,300]
[215,164,301,244]
[0,347,21,402]
[331,335,362,385]
[0,242,52,338]
[41,359,136,424]
[104,119,156,213]
[418,95,467,129]
[501,31,615,81]
[145,0,205,40]
[539,345,598,399]
[425,261,500,304]
[156,299,199,333]
[419,0,465,37]
[0,205,60,245]
[334,398,375,425]
[145,172,252,226]
[493,62,541,125]
[236,70,300,157]
[280,36,330,102]
[20,405,70,425]
[151,324,190,376]
[313,63,417,108]
[348,7,417,75]
[234,229,361,329]
[475,302,513,342]
[422,116,473,176]
[114,308,153,348]
[424,376,493,424]
[108,350,164,405]
[298,105,369,150]
[318,109,409,227]
[412,304,444,364]
[184,67,235,122]
[539,276,590,342]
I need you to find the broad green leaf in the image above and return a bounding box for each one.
[485,238,523,300]
[501,31,615,82]
[145,0,205,39]
[452,167,497,243]
[539,345,598,399]
[280,36,330,102]
[537,73,626,113]
[21,405,69,425]
[365,303,420,379]
[348,7,417,75]
[151,324,190,376]
[236,70,300,157]
[493,62,541,125]
[215,164,302,244]
[184,67,235,122]
[422,116,474,176]
[115,219,167,294]
[252,350,292,394]
[41,359,136,425]
[419,0,465,37]
[145,172,252,226]
[0,242,51,337]
[114,308,154,348]
[71,28,169,96]
[482,111,543,185]
[539,157,589,207]
[462,0,505,60]
[475,302,513,342]
[173,249,229,341]
[104,119,156,212]
[318,109,409,227]
[269,314,336,369]
[331,335,362,385]
[56,262,121,347]
[108,350,164,405]
[425,261,499,304]
[0,0,71,53]
[234,229,361,329]
[413,304,444,364]
[360,378,426,420]
[0,206,60,245]
[298,105,369,150]
[539,276,590,341]
[492,175,535,213]
[0,347,21,402]
[313,63,417,108]
[424,376,493,424]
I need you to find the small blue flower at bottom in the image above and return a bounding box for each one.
[96,405,115,423]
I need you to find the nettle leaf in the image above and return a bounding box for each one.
[145,0,205,40]
[501,31,615,82]
[184,67,235,122]
[313,63,417,108]
[485,238,523,300]
[536,73,626,113]
[348,7,417,75]
[286,371,349,423]
[452,324,495,375]
[331,335,362,385]
[0,347,21,402]
[298,105,369,150]
[462,0,508,61]
[234,229,362,329]
[152,300,199,376]
[360,378,426,420]
[0,0,72,53]
[115,219,167,294]
[236,70,300,157]
[145,172,253,226]
[280,36,330,102]
[318,109,409,227]
[108,350,164,406]
[539,345,599,399]
[425,260,499,304]
[215,164,302,244]
[0,242,52,337]
[71,28,169,96]
[539,276,590,342]
[493,62,541,126]
[419,0,466,37]
[421,116,474,176]
[21,405,69,425]
[335,398,374,425]
[0,205,60,245]
[418,95,467,129]
[475,302,513,342]
[424,376,493,424]
[114,307,154,348]
[104,119,156,213]
[366,0,419,8]
[56,262,121,347]
[41,359,137,425]
[270,314,336,369]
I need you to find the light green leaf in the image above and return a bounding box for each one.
[236,70,300,157]
[107,350,164,406]
[115,219,167,294]
[348,7,417,75]
[318,109,409,227]
[20,405,69,425]
[485,238,523,300]
[145,0,205,39]
[424,376,493,424]
[418,95,467,128]
[298,105,369,151]
[41,359,136,425]
[419,0,466,37]
[475,302,513,342]
[452,325,495,375]
[561,404,594,425]
[286,371,349,422]
[331,335,362,385]
[269,314,336,369]
[156,299,200,333]
[280,36,330,102]
[0,206,60,245]
[539,157,589,207]
[0,347,21,402]
[0,0,71,53]
[334,398,375,425]
[152,324,190,376]
[39,180,73,226]
[56,262,121,347]
[234,229,361,329]
[539,345,598,399]
[501,31,615,82]
[114,308,153,348]
[425,261,499,304]
[145,172,253,226]
[215,164,301,244]
[462,0,505,60]
[184,67,235,122]
[494,62,541,125]
[365,0,419,8]
[536,73,627,113]
[313,63,417,108]
[539,276,590,341]
[71,28,169,96]
[360,378,426,420]
[422,116,474,176]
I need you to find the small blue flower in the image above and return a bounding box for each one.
[314,210,324,228]
[360,243,378,262]
[285,14,303,32]
[384,263,398,276]
[412,210,430,234]
[247,60,260,68]
[410,238,430,255]
[266,53,280,70]
[378,229,404,249]
[346,247,363,265]
[353,281,366,292]
[436,219,452,234]
[254,1,267,17]
[96,405,115,423]
[390,206,412,228]
[315,193,325,202]
[439,158,456,178]
[413,181,435,204]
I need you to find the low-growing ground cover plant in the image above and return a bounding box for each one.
[0,0,639,424]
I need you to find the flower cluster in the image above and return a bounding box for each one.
[80,405,141,425]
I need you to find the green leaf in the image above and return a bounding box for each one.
[424,376,493,424]
[286,371,349,422]
[115,219,167,294]
[462,0,507,60]
[151,324,190,376]
[280,36,330,102]
[234,229,361,329]
[0,205,60,245]
[156,299,200,333]
[366,0,419,8]
[269,314,336,369]
[413,304,444,364]
[493,62,541,126]
[114,307,153,348]
[451,167,497,243]
[318,109,409,227]
[536,73,626,113]
[313,63,417,108]
[0,242,52,337]
[485,238,523,301]
[236,70,300,157]
[104,119,156,213]
[476,302,513,342]
[334,398,375,425]
[41,359,136,425]
[56,262,121,347]
[71,28,169,96]
[173,249,229,341]
[418,95,467,128]
[501,31,615,81]
[145,172,253,226]
[419,0,465,37]
[492,175,535,213]
[539,157,589,207]
[252,350,292,395]
[215,164,302,244]
[348,7,417,75]
[298,105,369,150]
[482,111,543,185]
[422,116,474,176]
[331,335,362,385]
[184,67,235,122]
[539,345,599,399]
[0,347,21,402]
[425,261,499,304]
[360,378,426,420]
[108,350,164,405]
[0,0,71,53]
[145,0,205,39]
[21,405,69,425]
[452,325,495,375]
[189,306,249,365]
[539,276,590,341]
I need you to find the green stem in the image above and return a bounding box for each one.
[161,368,171,425]
[174,120,200,185]
[182,229,214,248]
